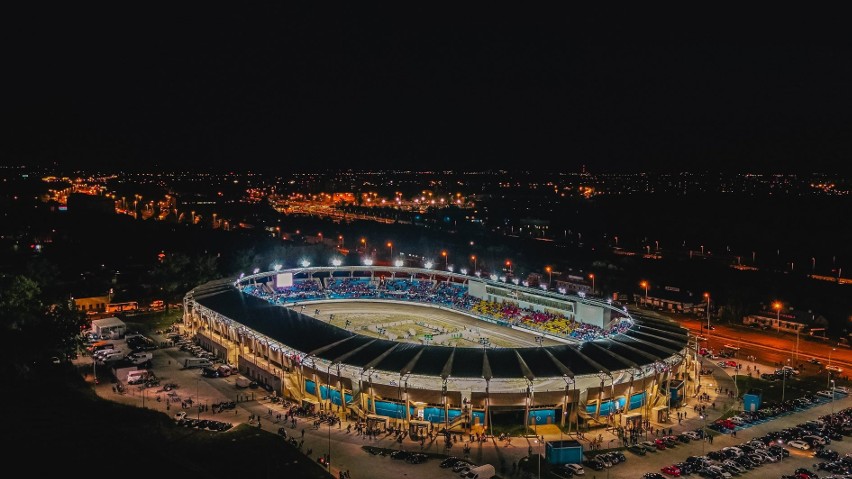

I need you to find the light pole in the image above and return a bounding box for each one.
[471,255,477,273]
[773,301,783,333]
[441,251,448,269]
[387,242,393,259]
[360,238,367,254]
[782,358,790,403]
[831,379,836,415]
[640,281,649,306]
[699,414,707,454]
[545,266,552,286]
[506,260,512,274]
[704,293,711,334]
[828,348,837,388]
[589,273,595,294]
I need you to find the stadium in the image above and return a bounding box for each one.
[183,265,690,434]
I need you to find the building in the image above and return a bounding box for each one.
[632,286,701,314]
[90,316,127,339]
[743,307,828,334]
[184,266,689,432]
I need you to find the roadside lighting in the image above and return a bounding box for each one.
[387,242,393,258]
[704,293,711,334]
[441,251,448,268]
[589,273,595,294]
[545,266,552,286]
[640,281,649,305]
[470,255,477,272]
[773,301,783,333]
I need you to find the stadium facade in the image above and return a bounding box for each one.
[183,266,691,432]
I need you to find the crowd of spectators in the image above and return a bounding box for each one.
[243,277,631,342]
[326,278,378,299]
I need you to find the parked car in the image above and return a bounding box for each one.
[627,444,647,456]
[661,465,682,476]
[563,464,584,476]
[788,440,811,450]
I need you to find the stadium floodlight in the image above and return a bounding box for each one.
[460,268,468,275]
[394,259,404,267]
[253,268,260,274]
[578,291,586,298]
[558,288,567,294]
[490,274,498,281]
[607,298,613,304]
[540,284,547,290]
[331,258,342,267]
[273,264,282,272]
[239,272,245,279]
[475,271,481,277]
[499,276,507,282]
[424,261,434,269]
[516,279,523,286]
[363,258,374,266]
[447,265,454,272]
[300,260,311,268]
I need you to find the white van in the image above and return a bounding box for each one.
[461,464,495,479]
[99,351,126,363]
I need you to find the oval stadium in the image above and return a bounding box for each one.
[183,266,690,434]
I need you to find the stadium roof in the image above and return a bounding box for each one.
[194,287,688,379]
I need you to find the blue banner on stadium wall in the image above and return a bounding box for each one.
[629,392,646,410]
[423,406,446,423]
[448,409,462,420]
[529,409,556,425]
[304,380,352,406]
[472,411,485,424]
[587,397,627,416]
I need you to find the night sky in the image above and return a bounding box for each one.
[6,9,852,175]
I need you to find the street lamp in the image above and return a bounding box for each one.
[828,348,837,388]
[704,293,711,334]
[782,358,790,403]
[589,273,595,294]
[360,238,367,254]
[470,255,477,273]
[387,242,393,259]
[831,379,836,415]
[441,251,448,268]
[640,281,649,306]
[545,266,552,286]
[773,301,783,333]
[505,260,512,274]
[699,414,707,454]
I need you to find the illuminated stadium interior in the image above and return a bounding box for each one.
[184,266,690,431]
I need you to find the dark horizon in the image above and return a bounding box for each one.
[5,9,852,176]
